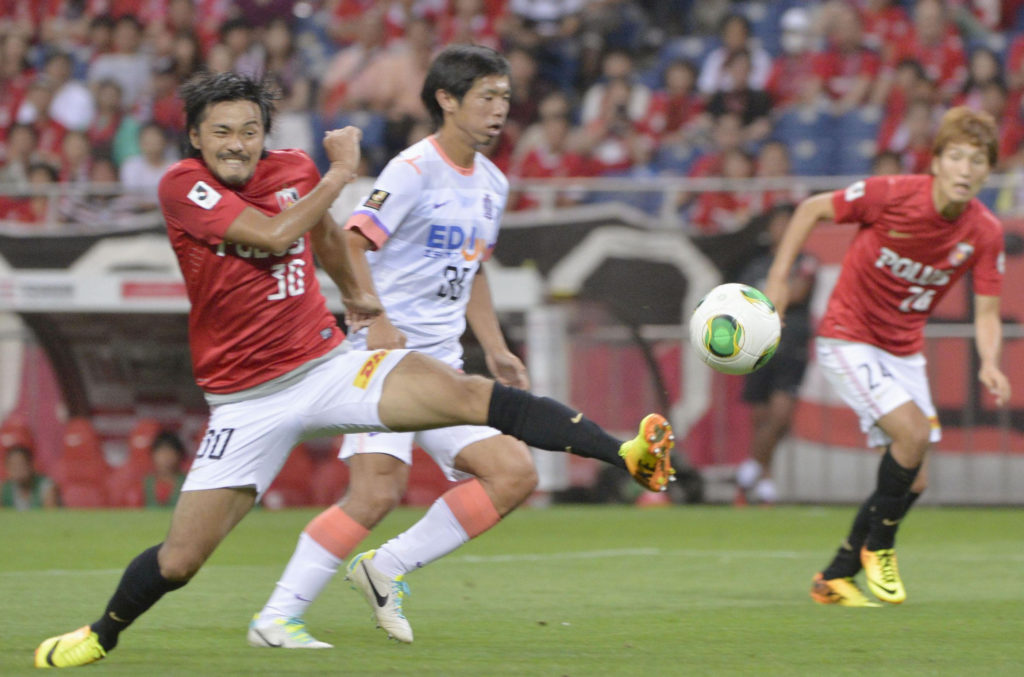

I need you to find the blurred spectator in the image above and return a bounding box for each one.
[705,48,773,144]
[884,99,938,173]
[16,76,66,162]
[697,13,772,95]
[688,147,755,235]
[645,59,706,145]
[82,14,116,63]
[875,58,934,151]
[318,7,389,116]
[573,76,654,175]
[813,2,882,115]
[0,162,58,224]
[688,111,745,178]
[261,17,313,153]
[1,445,59,510]
[217,17,263,78]
[119,122,177,206]
[0,122,39,187]
[42,51,94,132]
[735,203,818,505]
[150,57,186,134]
[502,0,584,90]
[325,0,381,46]
[58,129,92,183]
[857,0,912,63]
[141,430,186,508]
[752,139,806,212]
[580,48,652,129]
[232,0,301,28]
[954,46,1003,109]
[974,80,1024,170]
[87,15,152,116]
[506,45,556,139]
[880,0,967,103]
[438,0,502,49]
[765,6,823,111]
[87,79,131,161]
[169,31,203,82]
[344,16,437,155]
[509,91,590,210]
[871,149,904,175]
[0,32,34,133]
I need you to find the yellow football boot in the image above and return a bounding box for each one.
[619,414,676,492]
[810,573,881,607]
[861,547,907,604]
[35,626,106,668]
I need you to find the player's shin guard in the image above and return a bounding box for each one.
[864,449,920,551]
[90,544,187,651]
[486,382,626,470]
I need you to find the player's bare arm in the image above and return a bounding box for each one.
[765,192,834,317]
[973,294,1011,406]
[340,228,407,344]
[466,267,528,388]
[310,212,383,328]
[222,127,362,253]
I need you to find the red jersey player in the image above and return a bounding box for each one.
[765,106,1010,607]
[35,69,675,667]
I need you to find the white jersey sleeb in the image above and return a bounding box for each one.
[344,135,508,368]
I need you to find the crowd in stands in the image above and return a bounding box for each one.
[2,1,1024,234]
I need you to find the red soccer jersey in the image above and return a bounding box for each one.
[821,174,1004,355]
[159,149,343,394]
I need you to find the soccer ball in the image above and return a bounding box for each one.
[689,283,781,375]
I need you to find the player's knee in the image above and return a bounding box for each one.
[486,443,538,503]
[157,544,205,582]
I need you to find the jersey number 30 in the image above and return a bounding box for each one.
[267,259,307,300]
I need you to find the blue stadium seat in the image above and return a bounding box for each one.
[771,107,836,176]
[834,108,882,176]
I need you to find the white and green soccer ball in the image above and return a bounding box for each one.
[689,283,781,375]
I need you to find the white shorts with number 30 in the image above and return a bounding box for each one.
[816,338,941,448]
[182,348,410,498]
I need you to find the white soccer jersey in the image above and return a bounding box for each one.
[344,135,509,367]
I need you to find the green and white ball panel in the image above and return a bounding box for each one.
[689,283,781,375]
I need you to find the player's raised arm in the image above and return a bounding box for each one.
[223,127,362,253]
[973,294,1011,406]
[309,211,384,330]
[764,191,834,317]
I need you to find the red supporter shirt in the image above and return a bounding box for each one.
[821,174,1004,355]
[159,149,343,394]
[811,47,881,101]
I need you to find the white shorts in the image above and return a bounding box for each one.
[182,348,410,497]
[816,338,941,448]
[339,425,502,482]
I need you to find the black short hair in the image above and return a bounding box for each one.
[180,71,279,156]
[420,44,509,128]
[151,430,187,460]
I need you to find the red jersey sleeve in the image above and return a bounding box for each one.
[831,175,891,226]
[970,214,1004,297]
[157,159,250,244]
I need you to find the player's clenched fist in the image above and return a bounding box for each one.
[324,126,362,176]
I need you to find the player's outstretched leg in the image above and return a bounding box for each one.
[345,550,413,643]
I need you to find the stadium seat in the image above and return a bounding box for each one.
[263,443,316,509]
[106,418,162,508]
[0,412,35,454]
[772,107,837,176]
[54,417,109,508]
[834,107,882,176]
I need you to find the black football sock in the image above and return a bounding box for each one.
[821,499,873,579]
[864,448,920,551]
[90,544,188,651]
[486,382,626,470]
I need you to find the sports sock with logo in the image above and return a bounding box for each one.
[90,544,187,651]
[864,448,920,551]
[261,506,368,620]
[373,479,501,578]
[486,382,626,469]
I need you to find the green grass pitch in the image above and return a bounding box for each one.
[2,505,1021,676]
